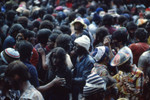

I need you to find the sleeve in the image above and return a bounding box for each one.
[135,72,144,95]
[30,48,39,68]
[29,66,40,88]
[72,61,94,86]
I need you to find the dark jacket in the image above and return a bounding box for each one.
[72,54,95,100]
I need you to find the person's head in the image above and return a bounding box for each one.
[17,16,28,28]
[0,48,20,64]
[16,29,28,42]
[92,46,110,64]
[27,31,36,45]
[92,13,101,25]
[49,47,66,69]
[94,27,109,46]
[74,35,90,56]
[8,24,24,38]
[60,25,71,35]
[43,14,54,22]
[37,29,52,47]
[16,40,33,61]
[52,29,63,35]
[6,10,16,22]
[126,21,137,37]
[117,15,127,26]
[71,17,87,32]
[55,34,72,53]
[38,8,46,18]
[112,29,128,49]
[77,6,87,17]
[5,60,30,90]
[47,33,59,50]
[39,20,54,31]
[0,12,5,27]
[138,50,150,76]
[102,14,114,26]
[135,28,148,42]
[83,73,106,100]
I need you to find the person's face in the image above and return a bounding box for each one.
[7,75,22,90]
[111,39,120,51]
[74,22,83,31]
[28,36,36,45]
[16,33,24,41]
[51,53,60,67]
[66,41,73,53]
[73,43,86,56]
[128,29,135,37]
[117,63,131,73]
[47,39,55,50]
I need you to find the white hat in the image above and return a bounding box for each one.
[74,35,90,51]
[70,17,87,29]
[1,48,20,64]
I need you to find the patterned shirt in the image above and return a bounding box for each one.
[19,81,44,100]
[91,63,109,77]
[113,65,144,98]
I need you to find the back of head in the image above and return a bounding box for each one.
[126,21,137,31]
[60,25,71,35]
[135,28,148,42]
[56,34,72,53]
[6,10,16,21]
[39,20,54,31]
[9,24,24,38]
[112,29,128,45]
[138,50,150,72]
[118,15,127,25]
[95,27,109,43]
[43,14,54,22]
[16,40,33,61]
[102,14,113,26]
[37,29,52,45]
[17,16,28,28]
[5,60,30,82]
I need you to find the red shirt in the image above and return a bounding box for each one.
[129,42,149,65]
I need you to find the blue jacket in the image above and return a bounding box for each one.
[72,54,95,92]
[23,61,39,88]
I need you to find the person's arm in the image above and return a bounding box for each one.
[103,36,114,60]
[37,77,65,93]
[72,61,94,85]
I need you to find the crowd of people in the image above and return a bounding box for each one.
[0,0,150,100]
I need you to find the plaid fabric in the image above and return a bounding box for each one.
[113,65,144,98]
[91,63,109,77]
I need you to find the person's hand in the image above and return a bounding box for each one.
[38,48,45,56]
[123,82,135,93]
[51,77,66,86]
[103,36,111,46]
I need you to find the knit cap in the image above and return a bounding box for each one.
[1,48,20,64]
[83,73,106,97]
[74,35,90,51]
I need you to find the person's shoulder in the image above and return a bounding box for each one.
[20,86,44,100]
[87,54,95,63]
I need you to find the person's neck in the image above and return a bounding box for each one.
[20,81,30,94]
[75,30,83,35]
